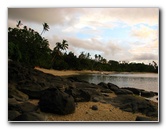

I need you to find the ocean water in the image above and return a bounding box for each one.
[71,73,158,92]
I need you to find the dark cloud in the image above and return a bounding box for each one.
[8,8,85,25]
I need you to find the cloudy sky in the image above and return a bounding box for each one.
[8,8,159,64]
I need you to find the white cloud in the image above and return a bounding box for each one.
[8,8,159,64]
[131,24,158,39]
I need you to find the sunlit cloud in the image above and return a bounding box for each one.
[8,8,159,64]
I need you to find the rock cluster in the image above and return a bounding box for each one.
[8,61,158,121]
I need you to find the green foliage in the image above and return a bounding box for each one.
[8,27,51,68]
[8,25,158,73]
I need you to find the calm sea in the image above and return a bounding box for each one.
[71,73,158,93]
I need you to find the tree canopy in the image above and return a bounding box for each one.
[8,23,158,73]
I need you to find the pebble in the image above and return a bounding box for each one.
[92,105,98,110]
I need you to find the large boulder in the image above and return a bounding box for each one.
[17,80,49,99]
[121,87,143,95]
[39,88,75,115]
[114,89,133,95]
[111,95,158,117]
[65,88,91,102]
[141,91,156,98]
[98,82,109,89]
[107,83,119,91]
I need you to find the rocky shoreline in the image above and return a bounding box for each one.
[8,61,158,121]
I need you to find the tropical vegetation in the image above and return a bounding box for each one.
[8,22,158,73]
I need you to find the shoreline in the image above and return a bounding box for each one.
[35,67,158,77]
[35,67,116,76]
[35,67,158,103]
[9,62,158,121]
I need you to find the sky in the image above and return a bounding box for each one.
[8,8,159,64]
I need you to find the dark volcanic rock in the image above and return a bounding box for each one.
[13,112,45,121]
[135,116,154,121]
[8,110,21,121]
[65,88,91,102]
[91,105,98,110]
[107,83,119,91]
[98,82,109,89]
[17,80,49,99]
[8,84,29,101]
[114,89,133,95]
[8,98,21,111]
[18,102,38,113]
[39,88,75,115]
[121,87,143,95]
[141,91,156,98]
[111,95,158,117]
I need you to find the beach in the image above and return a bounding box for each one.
[35,67,116,76]
[29,97,156,121]
[33,67,158,121]
[9,62,158,122]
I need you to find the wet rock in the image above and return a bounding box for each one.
[39,88,75,115]
[98,82,109,89]
[141,91,156,98]
[107,83,119,91]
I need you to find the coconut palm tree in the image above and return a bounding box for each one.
[95,54,98,61]
[16,20,23,28]
[41,22,49,35]
[51,40,69,68]
[61,40,68,52]
[55,42,62,54]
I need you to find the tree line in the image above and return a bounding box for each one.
[8,22,158,73]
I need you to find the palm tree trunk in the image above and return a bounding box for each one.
[41,29,44,35]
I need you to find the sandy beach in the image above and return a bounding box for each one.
[33,68,158,122]
[35,67,114,76]
[29,98,154,121]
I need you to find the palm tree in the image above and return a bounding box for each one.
[95,54,98,61]
[23,26,27,30]
[51,40,68,68]
[41,22,49,35]
[55,42,62,54]
[16,20,23,28]
[98,54,101,61]
[87,53,91,59]
[61,40,68,52]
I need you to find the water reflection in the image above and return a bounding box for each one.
[72,73,158,92]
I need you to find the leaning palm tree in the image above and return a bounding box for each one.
[16,20,23,28]
[41,22,49,35]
